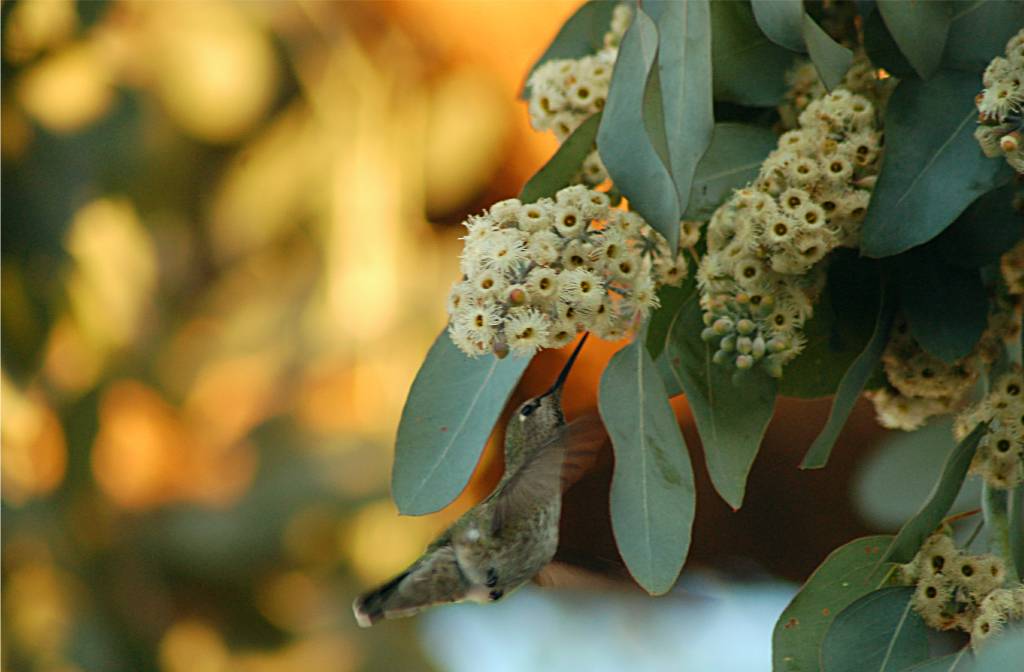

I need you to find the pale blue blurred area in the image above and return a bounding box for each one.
[419,575,796,672]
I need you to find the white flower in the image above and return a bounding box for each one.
[528,230,563,266]
[559,267,604,309]
[520,202,553,232]
[525,267,560,303]
[553,204,585,237]
[472,268,507,299]
[481,229,528,274]
[506,308,551,355]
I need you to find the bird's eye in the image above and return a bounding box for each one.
[521,403,536,417]
[489,589,504,601]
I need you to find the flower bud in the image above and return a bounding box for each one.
[736,319,756,335]
[736,337,753,354]
[712,349,730,365]
[713,317,735,335]
[492,340,510,359]
[508,287,527,306]
[735,354,754,370]
[720,334,737,352]
[701,327,717,342]
[1000,131,1021,153]
[752,336,766,358]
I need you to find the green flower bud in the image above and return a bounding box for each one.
[713,349,730,365]
[736,354,754,370]
[736,337,753,355]
[736,319,756,335]
[752,336,766,358]
[713,317,735,335]
[701,327,717,342]
[720,334,737,352]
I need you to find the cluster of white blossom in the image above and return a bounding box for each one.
[869,306,1017,432]
[1003,239,1024,294]
[898,532,1023,648]
[778,56,893,130]
[952,364,1024,489]
[447,185,690,357]
[975,29,1024,173]
[526,4,631,185]
[696,88,882,376]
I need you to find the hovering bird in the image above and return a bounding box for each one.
[353,334,606,627]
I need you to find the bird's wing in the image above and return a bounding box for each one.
[491,412,608,535]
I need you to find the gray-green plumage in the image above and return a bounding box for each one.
[353,336,596,627]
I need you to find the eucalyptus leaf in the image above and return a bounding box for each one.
[801,13,853,91]
[880,422,988,565]
[860,72,1012,258]
[1008,485,1024,581]
[780,252,879,399]
[902,650,973,672]
[897,251,987,363]
[646,277,698,361]
[751,0,804,53]
[644,0,714,214]
[392,331,532,515]
[773,535,894,672]
[683,122,778,220]
[751,0,852,90]
[600,337,696,596]
[942,0,1024,73]
[597,8,681,248]
[710,0,798,107]
[931,184,1024,270]
[876,0,952,80]
[519,113,602,204]
[801,282,895,469]
[973,629,1024,672]
[664,296,777,509]
[821,586,930,672]
[521,0,618,99]
[861,6,917,81]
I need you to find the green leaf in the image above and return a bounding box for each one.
[1011,485,1024,583]
[646,276,698,361]
[599,337,696,595]
[942,0,1024,73]
[801,13,853,91]
[751,0,804,53]
[973,628,1024,672]
[876,0,952,80]
[521,0,618,99]
[392,331,531,515]
[853,419,983,530]
[801,281,896,469]
[683,122,778,220]
[860,71,1011,258]
[773,535,894,672]
[862,6,917,81]
[780,252,879,399]
[897,250,987,362]
[597,8,681,248]
[750,0,851,90]
[902,650,973,672]
[931,184,1024,269]
[880,422,988,565]
[710,0,798,107]
[664,296,777,509]
[519,113,602,204]
[821,587,930,672]
[644,0,714,214]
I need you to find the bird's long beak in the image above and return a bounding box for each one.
[541,332,589,399]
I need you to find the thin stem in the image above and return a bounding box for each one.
[982,483,1019,584]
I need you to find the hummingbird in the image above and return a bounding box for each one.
[353,333,606,627]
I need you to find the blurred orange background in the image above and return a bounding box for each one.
[2,2,588,669]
